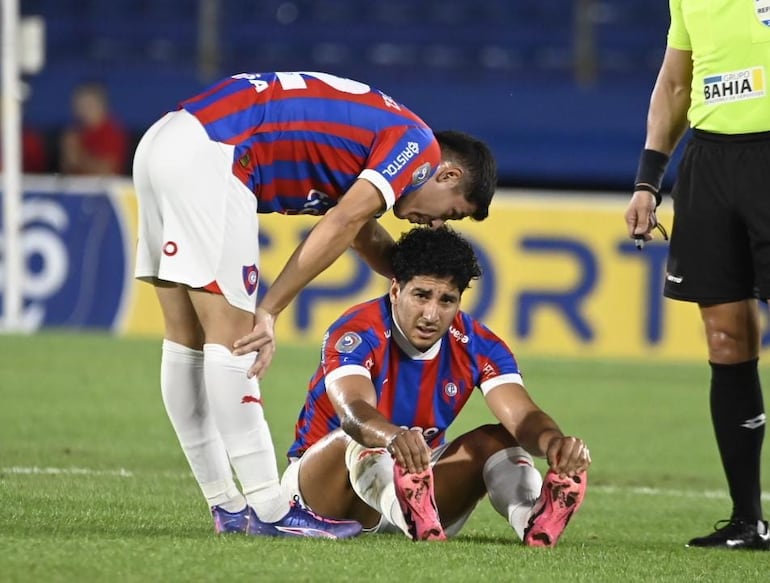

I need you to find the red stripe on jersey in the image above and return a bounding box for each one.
[191,86,257,127]
[254,121,375,147]
[224,120,376,152]
[415,359,440,429]
[266,177,335,197]
[298,78,430,126]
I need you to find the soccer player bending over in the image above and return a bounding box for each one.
[281,227,591,545]
[133,71,496,537]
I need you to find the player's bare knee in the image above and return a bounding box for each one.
[297,432,353,516]
[472,424,520,457]
[447,424,519,468]
[188,289,255,345]
[154,282,204,348]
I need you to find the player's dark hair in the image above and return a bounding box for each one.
[435,130,497,221]
[391,226,481,293]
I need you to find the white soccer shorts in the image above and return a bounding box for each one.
[133,109,261,313]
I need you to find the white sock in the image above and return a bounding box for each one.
[203,343,284,522]
[344,440,411,537]
[483,447,543,540]
[160,339,245,512]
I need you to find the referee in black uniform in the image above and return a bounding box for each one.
[624,0,770,550]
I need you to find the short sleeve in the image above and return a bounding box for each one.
[667,0,691,50]
[358,127,440,210]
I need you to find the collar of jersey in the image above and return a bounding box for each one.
[391,309,442,360]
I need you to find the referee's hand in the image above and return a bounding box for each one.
[624,189,657,247]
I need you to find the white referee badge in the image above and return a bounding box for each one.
[756,0,770,26]
[335,331,362,353]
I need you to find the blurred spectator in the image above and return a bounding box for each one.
[59,82,129,175]
[0,126,49,174]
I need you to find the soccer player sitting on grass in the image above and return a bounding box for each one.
[280,226,591,545]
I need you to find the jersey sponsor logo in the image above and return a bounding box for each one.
[382,142,420,177]
[241,395,263,405]
[449,325,469,344]
[242,264,259,295]
[412,162,432,187]
[756,0,770,26]
[703,67,765,105]
[396,425,440,441]
[335,331,362,353]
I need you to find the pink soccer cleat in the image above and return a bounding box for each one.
[523,470,587,547]
[393,463,446,541]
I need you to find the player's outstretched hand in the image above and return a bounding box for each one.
[624,190,657,242]
[545,435,591,478]
[233,307,276,379]
[386,428,431,474]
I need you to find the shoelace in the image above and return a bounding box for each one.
[289,495,327,522]
[709,518,756,536]
[711,519,737,532]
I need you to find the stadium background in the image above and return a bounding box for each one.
[5,0,770,360]
[5,7,770,581]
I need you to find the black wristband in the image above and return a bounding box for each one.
[634,149,669,207]
[634,183,662,207]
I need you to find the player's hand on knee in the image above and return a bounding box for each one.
[233,307,276,379]
[387,428,431,474]
[546,436,591,478]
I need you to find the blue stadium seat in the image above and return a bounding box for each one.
[21,0,670,188]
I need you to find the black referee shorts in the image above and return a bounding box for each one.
[664,129,770,303]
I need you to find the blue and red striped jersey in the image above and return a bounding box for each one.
[179,72,440,214]
[288,295,523,459]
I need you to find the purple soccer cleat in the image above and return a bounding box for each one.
[247,497,363,539]
[523,470,587,547]
[211,505,251,534]
[393,463,446,541]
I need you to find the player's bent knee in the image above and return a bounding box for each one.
[464,424,519,458]
[188,289,255,345]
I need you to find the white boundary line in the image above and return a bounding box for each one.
[3,466,770,501]
[3,466,134,477]
[593,484,770,502]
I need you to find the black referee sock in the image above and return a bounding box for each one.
[709,359,765,523]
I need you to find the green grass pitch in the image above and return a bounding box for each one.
[1,332,769,582]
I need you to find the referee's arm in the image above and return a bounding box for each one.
[644,46,692,155]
